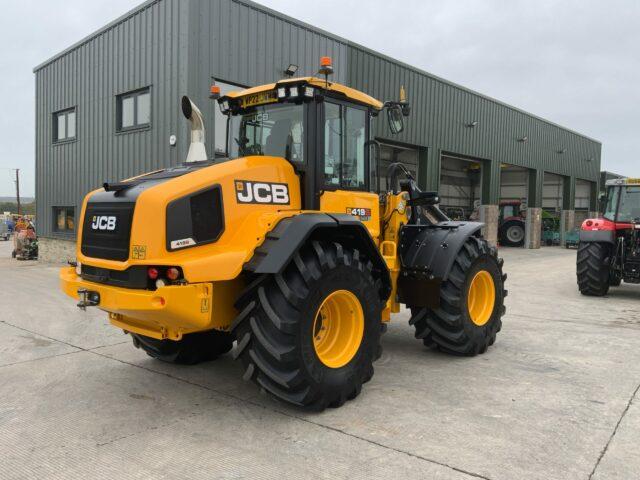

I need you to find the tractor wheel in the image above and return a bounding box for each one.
[577,242,611,296]
[232,241,383,410]
[609,274,622,287]
[409,237,506,356]
[131,330,233,365]
[500,220,525,247]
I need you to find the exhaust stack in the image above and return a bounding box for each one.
[181,96,208,162]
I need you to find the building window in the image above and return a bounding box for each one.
[54,207,75,232]
[214,80,245,155]
[53,108,76,143]
[117,87,151,131]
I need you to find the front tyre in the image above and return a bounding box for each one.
[131,330,233,364]
[232,241,383,410]
[409,237,507,356]
[577,242,611,296]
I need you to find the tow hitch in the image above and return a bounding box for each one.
[77,288,100,311]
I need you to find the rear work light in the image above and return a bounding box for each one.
[219,99,230,114]
[166,267,181,281]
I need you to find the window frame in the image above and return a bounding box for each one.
[53,206,76,234]
[116,87,152,133]
[52,107,77,144]
[213,78,247,156]
[320,98,371,192]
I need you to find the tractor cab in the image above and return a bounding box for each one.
[601,178,640,225]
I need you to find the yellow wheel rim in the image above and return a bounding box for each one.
[312,290,365,369]
[467,270,496,326]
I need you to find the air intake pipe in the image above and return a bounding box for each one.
[181,96,208,162]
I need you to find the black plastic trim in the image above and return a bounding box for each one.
[579,230,616,244]
[244,213,392,299]
[165,185,225,252]
[81,264,149,289]
[398,221,484,283]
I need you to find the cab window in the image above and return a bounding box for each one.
[323,102,367,189]
[229,103,304,162]
[502,205,514,218]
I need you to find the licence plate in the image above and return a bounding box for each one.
[240,91,277,108]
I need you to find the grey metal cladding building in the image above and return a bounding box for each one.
[34,0,601,254]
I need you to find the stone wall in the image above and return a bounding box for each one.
[38,237,76,264]
[525,208,542,249]
[560,210,576,246]
[479,204,499,247]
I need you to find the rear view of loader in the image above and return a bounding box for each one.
[60,57,506,410]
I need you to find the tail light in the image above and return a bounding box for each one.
[147,267,159,280]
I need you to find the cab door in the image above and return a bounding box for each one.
[319,100,380,240]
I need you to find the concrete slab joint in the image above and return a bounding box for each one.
[525,207,542,249]
[478,204,499,247]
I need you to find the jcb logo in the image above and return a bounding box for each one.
[235,180,290,205]
[91,215,117,231]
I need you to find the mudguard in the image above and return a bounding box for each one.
[244,213,392,299]
[397,221,484,308]
[579,230,615,244]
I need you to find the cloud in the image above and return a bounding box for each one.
[1,0,637,196]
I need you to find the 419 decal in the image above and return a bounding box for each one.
[346,207,371,221]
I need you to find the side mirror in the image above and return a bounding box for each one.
[598,193,607,213]
[387,105,404,134]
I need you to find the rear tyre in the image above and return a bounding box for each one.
[577,242,611,296]
[499,220,525,247]
[131,330,233,365]
[232,241,383,410]
[409,237,506,356]
[609,275,622,287]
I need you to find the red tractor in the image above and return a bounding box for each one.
[577,177,640,295]
[499,200,526,247]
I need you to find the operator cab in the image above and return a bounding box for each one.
[602,177,640,224]
[216,58,410,211]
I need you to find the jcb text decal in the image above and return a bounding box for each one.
[235,180,290,205]
[91,215,117,231]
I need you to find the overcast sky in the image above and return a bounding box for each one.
[1,0,638,197]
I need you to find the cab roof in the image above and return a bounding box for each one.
[223,77,384,110]
[606,177,640,187]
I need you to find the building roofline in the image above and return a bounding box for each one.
[33,0,601,145]
[32,0,160,72]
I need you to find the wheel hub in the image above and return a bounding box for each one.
[507,225,524,243]
[313,290,364,368]
[467,270,496,326]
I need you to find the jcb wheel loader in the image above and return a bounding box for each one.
[60,57,506,410]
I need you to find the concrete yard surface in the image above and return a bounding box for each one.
[0,239,639,480]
